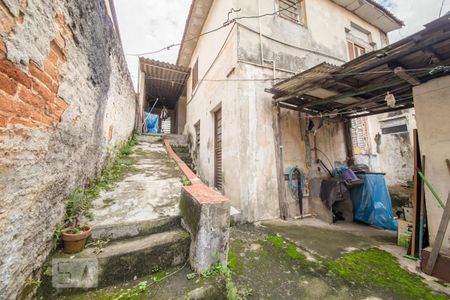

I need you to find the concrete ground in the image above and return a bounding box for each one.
[229,218,450,300]
[88,136,183,227]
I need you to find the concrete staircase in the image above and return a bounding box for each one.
[41,135,192,296]
[58,218,190,288]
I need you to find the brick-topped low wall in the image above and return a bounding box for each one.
[164,139,230,272]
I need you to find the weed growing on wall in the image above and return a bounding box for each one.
[52,135,138,248]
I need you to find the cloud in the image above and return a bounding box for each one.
[113,0,191,89]
[113,0,450,90]
[386,0,449,42]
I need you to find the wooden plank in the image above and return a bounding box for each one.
[418,155,426,259]
[446,158,450,176]
[423,192,450,275]
[394,66,421,86]
[411,129,420,257]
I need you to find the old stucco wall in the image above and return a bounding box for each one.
[352,110,416,187]
[413,75,450,255]
[183,0,389,222]
[0,1,136,298]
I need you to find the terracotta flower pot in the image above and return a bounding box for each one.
[62,225,92,254]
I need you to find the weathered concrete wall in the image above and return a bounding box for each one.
[413,76,450,255]
[0,1,136,298]
[183,0,389,222]
[352,109,416,187]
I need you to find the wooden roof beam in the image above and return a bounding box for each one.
[394,66,421,86]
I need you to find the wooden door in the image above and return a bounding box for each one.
[214,109,223,191]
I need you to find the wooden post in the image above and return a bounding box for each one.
[423,192,450,275]
[272,103,288,219]
[411,129,420,257]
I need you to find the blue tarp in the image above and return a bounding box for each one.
[350,174,398,231]
[144,112,159,133]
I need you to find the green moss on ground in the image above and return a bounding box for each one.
[228,249,239,272]
[266,235,305,260]
[325,248,447,300]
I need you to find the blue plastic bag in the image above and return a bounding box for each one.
[350,174,398,231]
[144,112,159,133]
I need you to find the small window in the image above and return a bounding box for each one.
[379,116,408,135]
[192,58,199,91]
[278,0,303,24]
[381,124,408,135]
[347,41,366,60]
[194,121,200,159]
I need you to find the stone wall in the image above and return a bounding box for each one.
[0,1,136,298]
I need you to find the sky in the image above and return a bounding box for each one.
[113,0,450,91]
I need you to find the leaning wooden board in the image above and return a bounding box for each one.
[423,191,450,275]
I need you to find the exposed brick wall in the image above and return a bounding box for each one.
[350,116,370,155]
[0,1,136,298]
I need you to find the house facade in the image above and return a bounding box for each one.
[177,0,402,222]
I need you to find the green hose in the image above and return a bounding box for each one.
[417,170,445,208]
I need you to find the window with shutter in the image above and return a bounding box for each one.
[278,0,304,24]
[192,58,198,91]
[347,41,366,60]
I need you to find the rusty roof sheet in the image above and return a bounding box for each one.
[267,15,450,119]
[139,58,190,108]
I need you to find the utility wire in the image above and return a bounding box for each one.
[126,2,298,57]
[141,66,449,84]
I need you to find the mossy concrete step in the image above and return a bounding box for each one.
[53,229,190,289]
[91,216,181,242]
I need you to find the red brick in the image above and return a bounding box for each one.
[0,3,15,34]
[32,79,54,102]
[0,59,32,89]
[56,14,65,27]
[54,97,69,110]
[44,59,58,81]
[0,114,7,127]
[108,125,113,141]
[0,72,17,95]
[18,87,44,108]
[29,63,58,93]
[30,112,54,126]
[0,38,6,54]
[53,32,65,50]
[0,91,31,117]
[10,117,37,128]
[50,40,66,62]
[48,49,59,66]
[46,102,64,118]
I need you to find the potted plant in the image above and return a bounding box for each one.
[61,224,92,254]
[59,189,93,253]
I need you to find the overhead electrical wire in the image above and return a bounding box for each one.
[141,66,449,84]
[126,2,298,57]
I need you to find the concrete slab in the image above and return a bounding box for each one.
[42,230,190,292]
[89,139,183,230]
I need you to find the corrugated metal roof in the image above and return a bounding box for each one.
[267,15,450,119]
[140,58,190,109]
[270,63,341,97]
